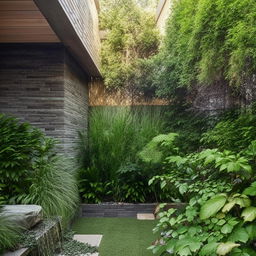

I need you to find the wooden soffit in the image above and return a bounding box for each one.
[0,0,60,43]
[34,0,101,78]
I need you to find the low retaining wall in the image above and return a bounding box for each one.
[80,203,157,217]
[4,218,62,256]
[80,203,186,218]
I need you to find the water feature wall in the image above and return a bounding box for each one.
[30,218,62,256]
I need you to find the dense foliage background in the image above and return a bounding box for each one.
[78,107,167,203]
[145,0,256,99]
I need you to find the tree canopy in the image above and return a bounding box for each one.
[100,0,159,89]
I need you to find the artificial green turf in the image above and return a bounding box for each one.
[72,218,159,256]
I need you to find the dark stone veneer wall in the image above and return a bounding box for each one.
[0,43,89,158]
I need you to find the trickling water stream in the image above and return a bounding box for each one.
[30,218,62,256]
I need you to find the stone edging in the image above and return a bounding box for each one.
[80,203,186,218]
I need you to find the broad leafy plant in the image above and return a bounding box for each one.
[0,114,43,203]
[198,183,256,255]
[148,132,256,255]
[138,133,179,164]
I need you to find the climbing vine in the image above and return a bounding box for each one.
[152,0,256,99]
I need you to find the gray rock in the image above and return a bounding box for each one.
[3,248,30,256]
[2,205,43,229]
[4,218,62,256]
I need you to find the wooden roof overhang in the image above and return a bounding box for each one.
[34,0,101,78]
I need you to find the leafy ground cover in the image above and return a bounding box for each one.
[141,110,256,255]
[72,218,159,256]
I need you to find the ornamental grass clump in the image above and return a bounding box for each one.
[21,153,79,226]
[80,106,165,181]
[0,208,21,254]
[78,106,166,203]
[0,114,79,226]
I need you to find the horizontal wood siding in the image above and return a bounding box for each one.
[59,0,100,72]
[0,0,60,43]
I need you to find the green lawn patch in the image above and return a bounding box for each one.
[72,218,158,256]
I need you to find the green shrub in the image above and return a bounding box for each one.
[0,114,79,225]
[113,163,151,202]
[0,114,43,203]
[202,111,256,152]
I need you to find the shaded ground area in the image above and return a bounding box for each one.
[72,218,158,256]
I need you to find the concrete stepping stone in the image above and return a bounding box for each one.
[137,213,155,220]
[73,234,102,256]
[3,248,28,256]
[57,235,102,256]
[73,234,102,247]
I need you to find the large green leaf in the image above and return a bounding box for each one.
[222,195,251,213]
[200,194,227,220]
[165,239,177,253]
[241,207,256,222]
[175,237,201,254]
[245,223,256,239]
[222,202,236,213]
[228,227,249,243]
[199,242,218,256]
[216,242,240,255]
[221,223,234,234]
[149,244,167,255]
[178,247,191,256]
[243,182,256,196]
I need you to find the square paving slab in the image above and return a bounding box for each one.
[73,234,103,247]
[137,213,155,220]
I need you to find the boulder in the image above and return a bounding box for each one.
[2,205,43,229]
